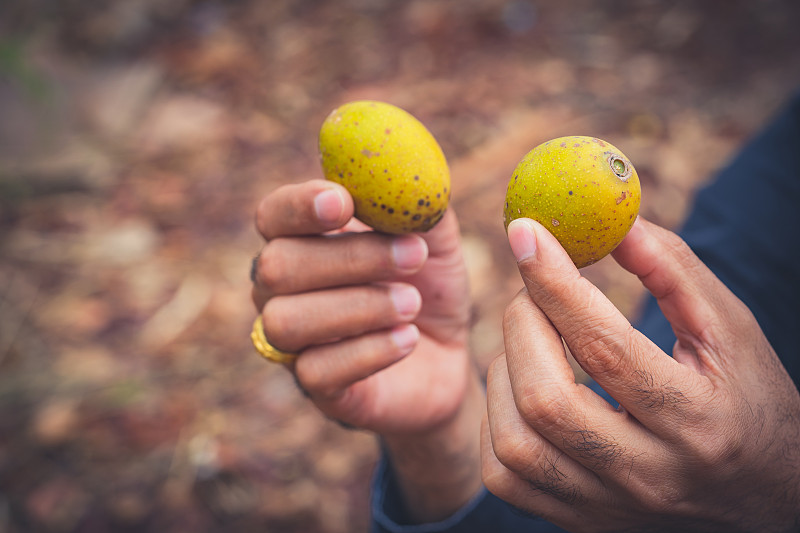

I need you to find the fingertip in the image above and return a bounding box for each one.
[390,283,423,320]
[507,218,538,262]
[392,234,429,272]
[314,186,349,226]
[390,323,419,355]
[314,187,345,226]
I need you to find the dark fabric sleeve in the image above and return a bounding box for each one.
[370,455,568,533]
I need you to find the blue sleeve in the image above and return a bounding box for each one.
[370,456,568,533]
[370,91,800,532]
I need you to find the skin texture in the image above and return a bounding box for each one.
[251,180,800,531]
[319,101,450,234]
[504,136,641,268]
[252,180,482,522]
[483,217,800,532]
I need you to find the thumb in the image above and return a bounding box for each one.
[417,208,462,259]
[611,217,752,368]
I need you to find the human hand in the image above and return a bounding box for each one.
[482,217,800,532]
[252,179,474,435]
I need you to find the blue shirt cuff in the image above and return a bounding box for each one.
[369,455,569,533]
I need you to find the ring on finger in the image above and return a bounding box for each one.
[251,316,297,364]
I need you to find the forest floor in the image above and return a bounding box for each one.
[1,1,799,531]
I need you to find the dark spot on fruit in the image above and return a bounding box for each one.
[418,199,425,206]
[403,210,410,216]
[552,219,560,227]
[616,191,627,204]
[412,214,421,221]
[569,191,573,195]
[381,204,386,209]
[414,175,419,181]
[437,193,441,198]
[388,208,394,214]
[425,201,430,207]
[338,172,343,178]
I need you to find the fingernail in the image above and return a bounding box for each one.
[508,218,538,261]
[390,324,419,353]
[314,188,345,224]
[390,284,422,319]
[392,235,427,271]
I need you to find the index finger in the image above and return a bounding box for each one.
[506,218,704,427]
[256,180,354,239]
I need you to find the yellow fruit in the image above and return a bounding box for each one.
[504,136,641,268]
[319,100,450,234]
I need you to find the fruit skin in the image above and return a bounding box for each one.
[504,136,641,268]
[319,100,450,234]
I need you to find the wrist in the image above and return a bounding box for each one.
[380,366,485,523]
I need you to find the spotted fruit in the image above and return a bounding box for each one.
[504,136,641,268]
[319,100,450,234]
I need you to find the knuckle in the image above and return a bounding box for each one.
[481,458,514,502]
[571,323,636,378]
[684,414,745,470]
[492,429,538,474]
[516,388,571,432]
[257,242,288,292]
[261,299,297,351]
[294,357,327,397]
[634,478,686,514]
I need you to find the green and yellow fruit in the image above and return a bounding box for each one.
[319,100,450,234]
[504,136,641,268]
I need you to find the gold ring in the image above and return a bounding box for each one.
[251,316,297,364]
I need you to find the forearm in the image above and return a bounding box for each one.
[380,367,485,523]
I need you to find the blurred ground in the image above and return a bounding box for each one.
[1,1,799,531]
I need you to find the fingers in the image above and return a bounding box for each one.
[486,354,607,506]
[506,218,706,427]
[253,232,428,302]
[611,217,753,365]
[480,410,575,528]
[256,180,354,239]
[295,323,420,402]
[501,290,658,475]
[262,282,421,353]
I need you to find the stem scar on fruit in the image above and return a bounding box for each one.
[606,152,632,181]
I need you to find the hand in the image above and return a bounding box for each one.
[253,180,485,521]
[482,217,800,532]
[252,179,474,434]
